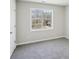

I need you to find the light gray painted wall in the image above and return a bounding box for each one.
[16,1,65,44]
[65,6,69,39]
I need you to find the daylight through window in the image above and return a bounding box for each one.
[31,8,53,31]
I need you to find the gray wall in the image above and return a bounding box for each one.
[65,6,69,39]
[16,1,65,44]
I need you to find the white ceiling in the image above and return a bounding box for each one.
[17,0,69,6]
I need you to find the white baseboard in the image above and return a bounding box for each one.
[65,36,69,39]
[16,36,64,46]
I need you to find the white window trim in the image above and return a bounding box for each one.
[30,8,54,31]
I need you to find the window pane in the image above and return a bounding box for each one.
[31,8,53,30]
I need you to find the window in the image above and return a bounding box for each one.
[30,8,53,31]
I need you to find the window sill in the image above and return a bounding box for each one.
[31,27,53,31]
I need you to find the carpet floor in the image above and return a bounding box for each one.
[11,38,69,59]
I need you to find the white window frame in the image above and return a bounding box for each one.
[30,8,53,31]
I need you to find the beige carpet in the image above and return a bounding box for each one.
[11,38,69,59]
